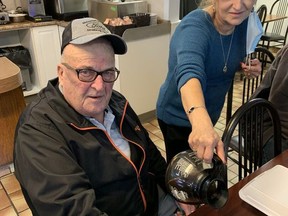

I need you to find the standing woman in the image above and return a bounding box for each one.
[157,0,261,163]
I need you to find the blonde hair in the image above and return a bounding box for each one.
[199,0,213,8]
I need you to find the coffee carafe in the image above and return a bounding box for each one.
[166,150,228,208]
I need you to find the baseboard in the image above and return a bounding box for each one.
[138,110,157,123]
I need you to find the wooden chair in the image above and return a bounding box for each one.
[260,0,288,49]
[223,98,282,181]
[226,47,275,125]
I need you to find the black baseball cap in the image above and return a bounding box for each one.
[61,17,127,54]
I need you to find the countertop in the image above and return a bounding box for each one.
[0,18,168,32]
[0,19,69,32]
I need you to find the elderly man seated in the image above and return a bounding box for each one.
[251,44,288,163]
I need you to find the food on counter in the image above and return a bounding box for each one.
[103,16,133,26]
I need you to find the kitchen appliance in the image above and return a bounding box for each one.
[8,13,27,23]
[7,7,27,23]
[88,0,148,23]
[43,0,88,21]
[20,0,52,22]
[0,11,9,24]
[0,0,9,24]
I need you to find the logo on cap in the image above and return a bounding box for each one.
[84,20,110,33]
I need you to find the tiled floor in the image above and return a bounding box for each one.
[0,56,276,215]
[0,164,31,216]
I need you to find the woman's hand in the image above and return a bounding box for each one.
[188,121,226,164]
[241,58,261,78]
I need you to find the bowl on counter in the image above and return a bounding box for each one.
[8,8,27,23]
[8,13,27,23]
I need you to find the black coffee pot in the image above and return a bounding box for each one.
[166,150,228,208]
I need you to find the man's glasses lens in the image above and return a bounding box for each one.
[78,69,118,82]
[62,63,120,83]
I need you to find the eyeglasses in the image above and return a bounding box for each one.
[62,63,120,83]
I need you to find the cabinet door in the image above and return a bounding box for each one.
[32,25,61,88]
[21,25,61,90]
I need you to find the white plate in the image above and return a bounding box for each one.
[239,165,288,216]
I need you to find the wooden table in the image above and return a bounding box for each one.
[264,14,288,23]
[0,57,26,166]
[190,150,288,216]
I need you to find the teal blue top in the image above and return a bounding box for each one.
[156,9,247,127]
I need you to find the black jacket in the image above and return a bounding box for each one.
[251,44,288,139]
[14,78,168,216]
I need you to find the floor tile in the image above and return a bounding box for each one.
[18,209,32,216]
[153,130,164,140]
[0,186,11,211]
[142,123,161,134]
[153,139,166,152]
[147,132,160,142]
[149,119,159,128]
[9,190,29,213]
[0,175,21,195]
[0,206,17,216]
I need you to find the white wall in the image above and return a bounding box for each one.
[145,0,180,22]
[255,1,273,10]
[1,0,21,10]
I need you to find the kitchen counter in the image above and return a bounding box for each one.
[0,19,68,32]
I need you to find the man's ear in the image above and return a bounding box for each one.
[58,64,64,77]
[57,64,66,86]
